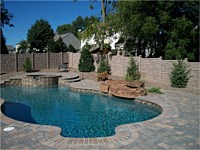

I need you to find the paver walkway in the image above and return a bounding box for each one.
[1,88,199,149]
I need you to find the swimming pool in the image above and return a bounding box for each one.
[1,86,161,138]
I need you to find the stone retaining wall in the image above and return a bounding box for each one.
[69,87,100,94]
[58,78,69,86]
[4,79,22,86]
[22,76,58,87]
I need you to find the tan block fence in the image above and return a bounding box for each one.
[0,52,69,73]
[68,52,199,90]
[0,52,199,90]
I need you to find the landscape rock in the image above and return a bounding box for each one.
[100,80,146,99]
[100,83,110,93]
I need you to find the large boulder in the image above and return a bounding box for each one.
[125,81,144,88]
[100,83,110,93]
[100,80,146,99]
[105,80,125,86]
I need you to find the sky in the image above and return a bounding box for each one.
[3,0,102,47]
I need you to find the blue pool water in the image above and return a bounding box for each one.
[1,86,161,137]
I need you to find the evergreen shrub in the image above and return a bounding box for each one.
[169,60,191,88]
[125,56,140,81]
[97,59,110,81]
[97,60,110,73]
[23,57,32,72]
[78,45,95,72]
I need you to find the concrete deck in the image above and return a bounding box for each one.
[69,79,100,93]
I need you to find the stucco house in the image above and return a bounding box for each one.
[80,32,124,53]
[80,32,151,57]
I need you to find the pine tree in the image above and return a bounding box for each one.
[67,44,77,53]
[125,56,140,81]
[55,37,67,52]
[1,29,8,54]
[78,45,95,72]
[169,60,191,88]
[27,19,54,52]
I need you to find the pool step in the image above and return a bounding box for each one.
[0,81,4,86]
[0,80,9,86]
[67,78,81,83]
[0,83,5,86]
[59,77,82,86]
[61,74,79,80]
[60,74,81,83]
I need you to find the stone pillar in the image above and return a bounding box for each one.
[15,54,18,72]
[71,52,74,69]
[47,52,50,69]
[68,52,71,68]
[159,56,162,86]
[60,52,63,64]
[122,55,124,76]
[138,55,142,73]
[31,52,34,70]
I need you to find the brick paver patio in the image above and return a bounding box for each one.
[0,70,199,149]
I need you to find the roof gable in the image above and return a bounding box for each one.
[54,33,80,50]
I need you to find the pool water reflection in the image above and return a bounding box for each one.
[1,86,161,138]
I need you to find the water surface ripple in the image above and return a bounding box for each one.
[1,86,161,137]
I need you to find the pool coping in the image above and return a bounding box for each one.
[0,87,177,149]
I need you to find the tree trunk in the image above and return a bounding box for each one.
[101,0,106,24]
[101,0,107,53]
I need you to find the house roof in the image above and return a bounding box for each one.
[6,45,14,51]
[54,33,80,50]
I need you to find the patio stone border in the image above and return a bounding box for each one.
[69,87,100,94]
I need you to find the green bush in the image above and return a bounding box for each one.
[111,49,117,55]
[148,87,162,94]
[78,45,95,72]
[125,56,140,81]
[23,57,32,72]
[169,60,191,88]
[97,60,111,73]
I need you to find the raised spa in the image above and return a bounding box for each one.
[1,86,161,138]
